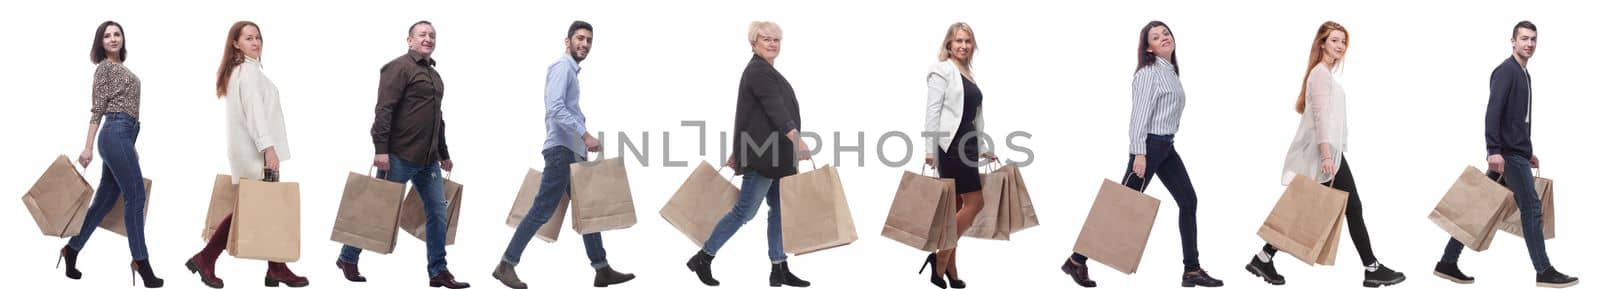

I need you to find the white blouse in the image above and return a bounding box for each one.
[225,57,291,182]
[1282,63,1347,185]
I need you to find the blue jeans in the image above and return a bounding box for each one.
[701,172,787,263]
[1073,134,1202,270]
[502,147,609,268]
[1440,154,1552,272]
[68,113,151,261]
[340,155,451,277]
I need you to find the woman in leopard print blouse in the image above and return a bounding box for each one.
[59,20,164,288]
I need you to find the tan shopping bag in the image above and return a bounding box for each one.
[965,163,1040,240]
[569,157,637,234]
[400,175,464,245]
[227,179,300,262]
[1004,164,1041,233]
[1072,177,1161,274]
[506,168,570,243]
[1428,166,1513,252]
[1257,173,1349,266]
[780,162,858,255]
[330,170,407,254]
[661,161,741,247]
[23,155,96,237]
[201,175,238,241]
[881,170,959,251]
[965,166,1010,240]
[1496,172,1555,239]
[97,178,154,236]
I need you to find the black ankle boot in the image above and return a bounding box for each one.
[686,251,719,286]
[594,265,636,287]
[1245,256,1284,285]
[132,260,165,288]
[769,262,810,287]
[1433,261,1474,284]
[58,245,82,280]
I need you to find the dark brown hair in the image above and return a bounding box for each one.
[1512,20,1537,39]
[1136,21,1177,75]
[216,21,259,97]
[89,21,125,64]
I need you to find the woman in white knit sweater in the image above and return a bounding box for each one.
[184,21,306,288]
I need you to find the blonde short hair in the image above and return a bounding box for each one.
[748,21,782,44]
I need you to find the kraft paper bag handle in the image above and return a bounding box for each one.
[715,162,742,185]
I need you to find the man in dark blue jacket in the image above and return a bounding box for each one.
[1433,20,1578,288]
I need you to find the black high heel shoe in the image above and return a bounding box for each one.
[58,245,82,280]
[919,253,947,289]
[945,271,967,289]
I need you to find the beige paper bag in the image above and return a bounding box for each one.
[965,167,1010,240]
[400,177,464,245]
[98,178,154,236]
[1428,166,1513,252]
[1257,173,1349,266]
[201,175,239,241]
[1496,175,1554,239]
[569,157,638,234]
[882,171,959,251]
[330,171,407,254]
[661,161,741,247]
[1005,164,1041,233]
[1072,178,1161,274]
[506,168,570,243]
[23,155,97,238]
[780,164,858,255]
[227,179,300,262]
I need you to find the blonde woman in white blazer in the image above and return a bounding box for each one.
[185,21,307,288]
[1243,21,1405,288]
[920,22,997,289]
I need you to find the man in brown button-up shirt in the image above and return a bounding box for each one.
[371,36,449,169]
[338,20,470,289]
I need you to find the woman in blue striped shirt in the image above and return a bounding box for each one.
[1061,20,1224,288]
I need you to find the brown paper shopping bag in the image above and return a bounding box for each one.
[1004,164,1041,233]
[569,157,638,234]
[1257,173,1349,266]
[1428,166,1513,252]
[506,168,570,243]
[23,155,96,238]
[882,170,959,251]
[1496,172,1555,239]
[330,170,407,254]
[661,161,741,247]
[98,178,154,236]
[780,163,858,255]
[201,175,239,241]
[965,163,1040,240]
[400,176,464,245]
[227,179,300,262]
[965,166,1010,240]
[1072,177,1161,274]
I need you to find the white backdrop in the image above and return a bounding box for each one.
[2,0,1593,288]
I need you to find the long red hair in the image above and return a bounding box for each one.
[1296,21,1348,114]
[216,21,258,97]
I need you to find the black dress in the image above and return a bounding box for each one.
[938,75,983,194]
